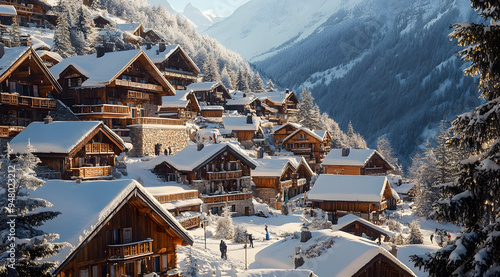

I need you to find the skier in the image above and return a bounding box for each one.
[219,240,227,260]
[249,234,254,248]
[265,224,270,240]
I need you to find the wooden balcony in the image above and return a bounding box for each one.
[154,191,198,204]
[0,1,44,15]
[107,239,153,261]
[279,180,292,189]
[0,126,25,138]
[292,178,307,188]
[206,170,243,180]
[375,200,388,211]
[114,79,163,92]
[73,104,131,116]
[292,148,312,154]
[85,143,114,154]
[178,216,201,230]
[1,93,57,109]
[72,166,111,179]
[125,117,184,126]
[361,167,387,175]
[163,69,199,80]
[127,90,150,100]
[201,192,252,204]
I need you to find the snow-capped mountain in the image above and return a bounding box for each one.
[206,0,481,166]
[182,3,222,31]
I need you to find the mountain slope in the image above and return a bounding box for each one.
[207,0,481,166]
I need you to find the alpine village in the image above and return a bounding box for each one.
[0,1,498,277]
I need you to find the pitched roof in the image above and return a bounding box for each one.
[252,156,294,177]
[156,142,258,172]
[116,23,142,33]
[258,90,297,104]
[141,44,200,74]
[0,47,29,77]
[226,90,257,106]
[222,116,261,131]
[162,90,192,108]
[272,122,302,134]
[0,5,16,16]
[322,149,393,169]
[10,121,124,154]
[307,175,390,202]
[187,81,221,92]
[282,127,325,143]
[30,179,193,273]
[334,214,394,238]
[50,49,174,93]
[36,50,63,62]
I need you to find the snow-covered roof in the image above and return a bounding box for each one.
[10,121,124,154]
[162,90,192,108]
[394,183,414,194]
[226,90,257,106]
[144,185,197,196]
[37,50,63,62]
[31,37,51,50]
[141,44,179,64]
[252,156,294,177]
[161,198,203,210]
[236,269,316,277]
[116,23,142,33]
[222,116,261,131]
[254,229,415,277]
[272,122,301,134]
[200,105,224,111]
[197,128,221,139]
[283,127,325,143]
[258,90,295,104]
[30,179,193,269]
[187,81,222,92]
[0,47,29,77]
[156,142,258,172]
[334,214,394,238]
[0,5,17,16]
[307,175,389,202]
[322,148,378,166]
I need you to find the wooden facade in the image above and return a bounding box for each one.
[153,190,202,229]
[0,46,61,130]
[352,253,416,277]
[54,49,176,129]
[54,186,193,277]
[273,123,301,144]
[339,219,393,242]
[0,0,54,26]
[323,149,395,175]
[188,81,231,106]
[158,91,200,120]
[282,128,332,172]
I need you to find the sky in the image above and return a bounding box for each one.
[147,0,250,17]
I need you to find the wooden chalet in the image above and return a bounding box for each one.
[322,148,395,175]
[0,4,16,25]
[257,89,299,123]
[31,179,193,277]
[145,186,203,230]
[142,43,201,90]
[252,156,314,209]
[282,127,332,172]
[153,142,258,216]
[335,214,394,242]
[92,14,114,29]
[224,90,256,114]
[307,175,394,222]
[0,0,54,26]
[158,90,200,120]
[144,29,164,44]
[187,81,231,106]
[36,50,62,68]
[200,105,224,118]
[222,115,264,144]
[272,122,301,144]
[10,120,125,180]
[50,48,178,129]
[116,23,145,44]
[0,46,61,137]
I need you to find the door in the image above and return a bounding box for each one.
[245,207,250,216]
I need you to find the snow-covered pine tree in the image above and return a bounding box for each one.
[220,66,233,90]
[410,141,439,218]
[412,1,500,275]
[72,4,96,55]
[185,247,198,277]
[296,88,321,129]
[377,135,400,172]
[0,143,68,276]
[53,1,76,58]
[215,206,234,240]
[253,72,265,93]
[434,122,462,185]
[407,221,424,244]
[236,69,249,92]
[203,53,220,82]
[10,21,20,47]
[233,225,247,243]
[266,79,275,91]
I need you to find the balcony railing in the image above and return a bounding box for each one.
[292,178,307,188]
[163,69,199,80]
[73,104,131,116]
[206,170,243,180]
[1,93,57,109]
[0,1,44,15]
[375,200,388,211]
[177,216,201,230]
[361,167,387,175]
[125,117,184,126]
[85,143,114,154]
[292,148,312,154]
[279,180,292,189]
[201,192,252,204]
[0,126,25,138]
[114,79,164,92]
[107,239,153,261]
[72,166,111,179]
[127,90,150,100]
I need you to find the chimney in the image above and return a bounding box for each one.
[257,147,264,159]
[341,147,350,157]
[246,113,253,124]
[96,45,106,58]
[285,88,290,94]
[0,43,4,59]
[159,41,166,53]
[243,93,246,98]
[105,42,115,53]
[146,40,152,50]
[390,245,398,258]
[44,115,53,124]
[197,143,204,151]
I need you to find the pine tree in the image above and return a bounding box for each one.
[407,221,424,244]
[215,206,234,240]
[236,69,249,92]
[53,1,76,58]
[10,21,20,47]
[434,122,462,185]
[0,143,68,276]
[412,2,500,275]
[377,136,401,173]
[203,53,220,82]
[253,72,265,93]
[185,247,198,277]
[266,79,275,91]
[220,66,233,90]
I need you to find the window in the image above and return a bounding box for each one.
[80,268,89,277]
[123,227,132,243]
[110,264,117,277]
[153,256,160,272]
[231,205,236,212]
[125,262,134,277]
[212,206,218,215]
[162,254,168,270]
[299,134,306,139]
[91,265,98,277]
[101,264,108,277]
[112,228,120,245]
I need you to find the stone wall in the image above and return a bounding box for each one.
[128,125,189,157]
[253,187,279,208]
[203,198,254,217]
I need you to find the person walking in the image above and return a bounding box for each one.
[265,224,270,240]
[249,234,254,248]
[430,233,434,243]
[220,240,227,260]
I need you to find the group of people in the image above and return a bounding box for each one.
[430,228,451,247]
[219,226,267,260]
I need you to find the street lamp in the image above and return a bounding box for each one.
[201,219,208,249]
[243,232,249,270]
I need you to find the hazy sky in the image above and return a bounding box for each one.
[147,0,250,17]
